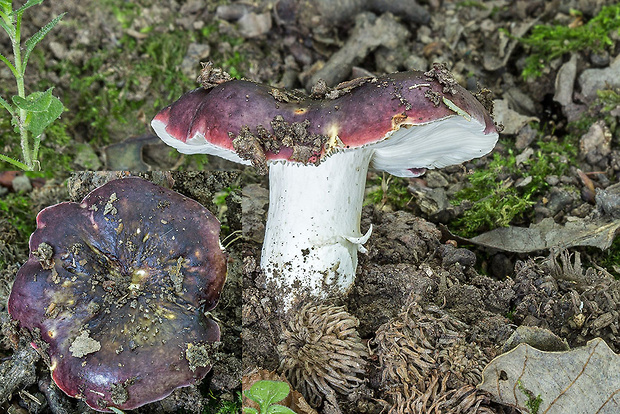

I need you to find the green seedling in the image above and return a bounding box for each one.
[243,380,297,414]
[0,0,65,170]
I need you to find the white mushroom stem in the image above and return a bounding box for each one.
[261,149,374,309]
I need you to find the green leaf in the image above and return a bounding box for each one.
[12,0,44,15]
[243,408,259,414]
[24,95,64,137]
[22,12,65,68]
[0,95,14,116]
[0,51,17,76]
[245,381,291,407]
[12,88,53,112]
[0,154,29,170]
[267,404,298,414]
[0,13,14,37]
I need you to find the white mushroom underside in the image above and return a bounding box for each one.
[372,115,498,177]
[151,118,251,165]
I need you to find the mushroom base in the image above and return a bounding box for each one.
[261,150,373,310]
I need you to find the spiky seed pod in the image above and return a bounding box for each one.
[278,304,368,407]
[374,301,492,414]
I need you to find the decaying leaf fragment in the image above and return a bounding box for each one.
[479,338,620,413]
[461,217,620,253]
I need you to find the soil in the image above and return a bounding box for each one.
[1,0,620,413]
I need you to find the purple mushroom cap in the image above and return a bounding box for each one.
[8,177,227,412]
[151,66,498,175]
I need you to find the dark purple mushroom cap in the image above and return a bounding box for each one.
[152,67,498,175]
[8,177,227,412]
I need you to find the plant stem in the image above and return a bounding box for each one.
[12,9,33,169]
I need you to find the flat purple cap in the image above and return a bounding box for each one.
[8,177,227,412]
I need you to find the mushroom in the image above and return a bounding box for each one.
[152,64,498,310]
[8,177,227,412]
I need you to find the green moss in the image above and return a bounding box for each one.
[205,390,242,414]
[517,380,543,414]
[456,1,487,10]
[452,133,577,237]
[519,4,620,79]
[0,193,36,241]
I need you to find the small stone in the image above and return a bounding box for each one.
[589,50,610,67]
[238,12,272,38]
[502,325,569,353]
[74,143,102,170]
[578,54,620,101]
[492,99,538,135]
[515,124,538,150]
[12,175,32,193]
[579,120,611,164]
[181,43,211,79]
[553,54,577,107]
[48,41,68,60]
[545,175,559,186]
[404,54,428,72]
[424,170,448,188]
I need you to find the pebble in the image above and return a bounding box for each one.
[492,99,538,135]
[12,175,32,193]
[578,54,620,101]
[181,43,211,78]
[238,12,272,38]
[589,50,610,67]
[579,120,611,165]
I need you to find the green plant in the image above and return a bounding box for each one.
[518,4,620,79]
[452,135,576,237]
[243,380,297,414]
[517,379,543,414]
[214,392,242,414]
[365,174,411,209]
[0,0,65,170]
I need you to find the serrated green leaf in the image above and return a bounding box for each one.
[246,381,291,407]
[243,408,259,414]
[22,12,65,68]
[12,0,44,15]
[24,95,63,137]
[267,404,297,414]
[12,88,53,112]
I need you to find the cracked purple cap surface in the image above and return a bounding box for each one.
[8,177,227,412]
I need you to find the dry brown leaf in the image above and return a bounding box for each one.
[479,338,620,413]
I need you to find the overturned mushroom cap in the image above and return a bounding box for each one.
[152,67,498,176]
[8,177,227,412]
